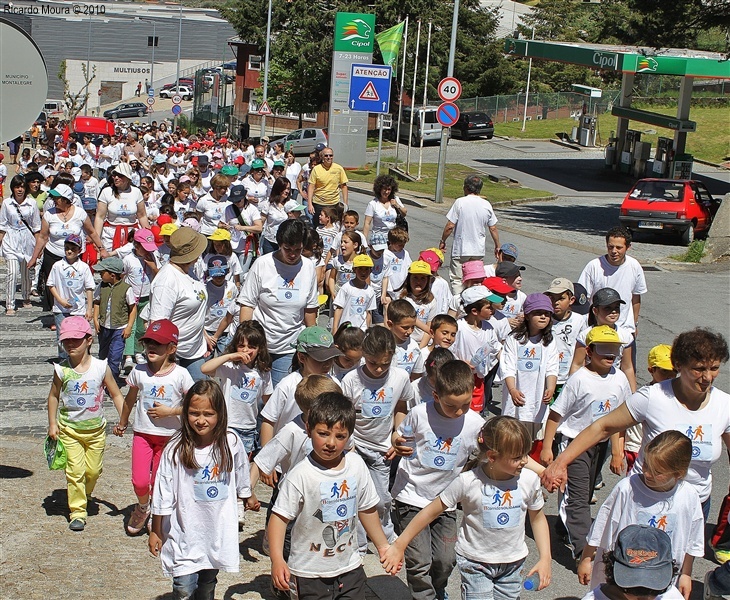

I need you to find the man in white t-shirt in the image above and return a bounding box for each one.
[439,175,500,295]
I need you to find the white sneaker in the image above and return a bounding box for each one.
[123,356,134,373]
[135,353,147,364]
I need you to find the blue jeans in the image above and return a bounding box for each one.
[355,445,395,554]
[703,496,711,522]
[269,352,293,390]
[54,312,70,360]
[179,355,208,382]
[260,237,278,255]
[708,561,730,595]
[230,426,258,454]
[456,554,525,600]
[394,500,457,600]
[172,568,218,600]
[98,326,125,386]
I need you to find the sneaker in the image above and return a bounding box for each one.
[594,480,605,490]
[69,519,85,531]
[135,353,147,365]
[127,503,150,535]
[590,493,597,504]
[238,498,246,528]
[704,571,724,600]
[123,356,134,373]
[714,547,730,565]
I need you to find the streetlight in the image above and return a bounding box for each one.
[260,0,272,138]
[174,0,183,129]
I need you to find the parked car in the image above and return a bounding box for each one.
[202,68,234,84]
[454,111,494,140]
[43,99,66,118]
[270,128,329,156]
[160,85,193,101]
[390,106,447,146]
[103,102,148,119]
[619,178,721,245]
[160,79,194,92]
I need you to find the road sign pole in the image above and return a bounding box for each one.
[376,114,384,176]
[434,0,459,204]
[406,20,421,175]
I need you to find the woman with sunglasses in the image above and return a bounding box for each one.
[241,158,271,207]
[95,162,149,252]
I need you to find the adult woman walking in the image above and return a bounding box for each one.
[95,162,149,252]
[148,226,209,382]
[28,183,106,315]
[0,176,41,314]
[195,173,229,236]
[258,177,291,255]
[237,218,318,387]
[223,185,262,276]
[542,328,730,520]
[362,174,407,240]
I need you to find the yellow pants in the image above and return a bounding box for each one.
[58,423,106,522]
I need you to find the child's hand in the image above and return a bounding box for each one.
[48,422,59,441]
[380,544,403,575]
[231,351,251,364]
[271,559,291,592]
[260,470,278,487]
[60,299,73,310]
[527,558,552,591]
[391,436,414,458]
[384,446,398,461]
[577,556,593,585]
[508,388,526,406]
[113,423,127,437]
[122,326,133,340]
[542,387,555,404]
[93,320,100,334]
[245,494,261,512]
[609,453,625,475]
[677,573,692,600]
[148,531,162,557]
[85,310,93,321]
[147,402,173,419]
[539,447,553,466]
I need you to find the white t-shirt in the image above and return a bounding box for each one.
[552,367,631,439]
[439,466,544,564]
[551,312,589,383]
[204,279,238,333]
[626,379,730,502]
[451,318,501,378]
[118,245,159,299]
[578,254,647,333]
[329,254,355,293]
[364,197,404,236]
[258,199,288,244]
[195,194,230,235]
[272,452,379,578]
[412,376,435,407]
[405,296,438,345]
[98,186,145,248]
[223,202,261,254]
[582,586,684,600]
[500,335,559,424]
[152,432,251,577]
[149,264,208,360]
[254,415,311,478]
[44,206,89,257]
[333,281,376,330]
[576,324,633,371]
[383,248,411,298]
[55,357,109,429]
[285,161,302,192]
[237,253,318,354]
[431,276,452,315]
[496,290,526,320]
[127,364,193,436]
[241,176,270,205]
[341,365,414,454]
[46,258,95,314]
[392,402,484,508]
[216,362,272,431]
[445,194,498,258]
[393,338,425,376]
[260,371,304,435]
[368,253,386,298]
[586,475,704,589]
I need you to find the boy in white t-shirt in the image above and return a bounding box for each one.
[391,360,485,599]
[380,226,411,302]
[332,254,376,331]
[269,393,394,598]
[387,299,425,381]
[495,261,526,328]
[541,325,632,561]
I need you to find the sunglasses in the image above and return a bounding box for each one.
[322,154,333,158]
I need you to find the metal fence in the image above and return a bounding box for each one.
[456,91,619,123]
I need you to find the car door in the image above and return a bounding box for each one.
[691,183,713,229]
[300,129,318,154]
[284,129,302,153]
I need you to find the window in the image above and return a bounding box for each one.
[148,36,158,48]
[249,55,262,70]
[303,129,316,139]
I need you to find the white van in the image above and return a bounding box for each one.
[43,100,66,118]
[396,106,447,146]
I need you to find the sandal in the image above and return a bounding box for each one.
[23,301,32,308]
[5,309,16,316]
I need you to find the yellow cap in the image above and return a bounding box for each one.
[208,228,231,242]
[160,223,178,236]
[585,325,621,345]
[648,344,673,370]
[408,260,433,276]
[427,247,445,262]
[353,254,374,268]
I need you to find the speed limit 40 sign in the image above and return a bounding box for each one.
[438,77,462,102]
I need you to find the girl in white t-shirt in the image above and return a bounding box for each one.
[382,415,552,597]
[330,322,364,381]
[115,319,194,535]
[578,431,703,599]
[149,380,252,599]
[327,230,360,299]
[399,260,438,349]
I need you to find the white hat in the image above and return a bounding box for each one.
[39,165,58,178]
[48,184,74,201]
[112,162,134,179]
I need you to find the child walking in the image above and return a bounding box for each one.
[47,316,124,531]
[330,322,365,380]
[332,254,376,331]
[327,230,361,299]
[399,260,438,348]
[149,380,253,600]
[386,299,426,381]
[382,416,552,598]
[114,319,194,535]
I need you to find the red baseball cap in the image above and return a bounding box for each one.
[150,224,163,246]
[157,214,173,226]
[219,137,228,144]
[141,319,179,345]
[418,250,442,274]
[233,156,244,165]
[483,276,515,295]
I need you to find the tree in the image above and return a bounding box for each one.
[58,60,97,124]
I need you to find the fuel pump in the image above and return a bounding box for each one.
[652,137,673,177]
[620,130,640,174]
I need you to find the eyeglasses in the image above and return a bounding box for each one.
[322,154,333,158]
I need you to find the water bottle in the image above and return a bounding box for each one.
[523,573,540,592]
[401,425,416,460]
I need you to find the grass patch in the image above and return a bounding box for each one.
[670,240,706,262]
[349,162,553,203]
[495,106,729,164]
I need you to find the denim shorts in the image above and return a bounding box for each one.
[455,553,525,600]
[230,427,258,454]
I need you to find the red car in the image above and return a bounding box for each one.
[619,178,721,245]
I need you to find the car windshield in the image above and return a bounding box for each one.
[629,181,684,202]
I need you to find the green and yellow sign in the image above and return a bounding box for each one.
[334,12,375,53]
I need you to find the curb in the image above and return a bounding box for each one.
[654,257,730,272]
[694,157,730,171]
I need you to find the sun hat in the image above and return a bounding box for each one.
[133,228,159,251]
[59,315,93,340]
[48,184,73,201]
[160,223,178,236]
[409,260,433,276]
[261,136,270,143]
[250,158,266,170]
[220,164,239,176]
[293,326,343,361]
[369,232,388,251]
[462,260,486,282]
[495,262,525,278]
[169,227,207,264]
[585,325,621,346]
[284,199,306,213]
[522,293,554,315]
[94,256,125,274]
[153,154,167,164]
[545,277,575,295]
[208,228,232,242]
[44,436,67,470]
[353,254,374,268]
[461,285,502,306]
[140,319,179,345]
[111,162,134,180]
[483,276,515,295]
[648,344,673,371]
[25,171,45,183]
[315,143,326,152]
[499,243,519,260]
[592,287,625,307]
[182,217,201,232]
[197,154,209,166]
[64,234,83,248]
[206,254,230,276]
[612,525,674,591]
[39,165,58,179]
[418,250,442,274]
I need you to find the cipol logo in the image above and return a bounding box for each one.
[637,56,659,72]
[341,19,372,43]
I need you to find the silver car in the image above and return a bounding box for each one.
[271,128,329,156]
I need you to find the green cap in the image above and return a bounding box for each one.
[273,160,285,168]
[220,164,239,176]
[93,256,124,274]
[251,158,266,170]
[293,326,343,361]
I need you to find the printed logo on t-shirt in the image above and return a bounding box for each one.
[680,423,712,461]
[390,257,402,272]
[116,202,133,217]
[141,383,174,411]
[193,462,229,502]
[398,349,419,373]
[592,396,617,421]
[637,509,676,536]
[517,345,542,372]
[350,295,368,315]
[276,274,300,302]
[361,386,394,418]
[470,346,490,378]
[319,478,358,522]
[498,301,518,318]
[558,350,570,378]
[210,297,227,319]
[421,433,461,470]
[64,378,101,411]
[481,483,522,529]
[231,372,260,404]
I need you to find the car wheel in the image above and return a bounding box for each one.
[184,96,191,101]
[111,113,118,119]
[680,224,695,246]
[137,110,145,117]
[486,134,494,140]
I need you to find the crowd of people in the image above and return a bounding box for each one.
[1,119,729,600]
